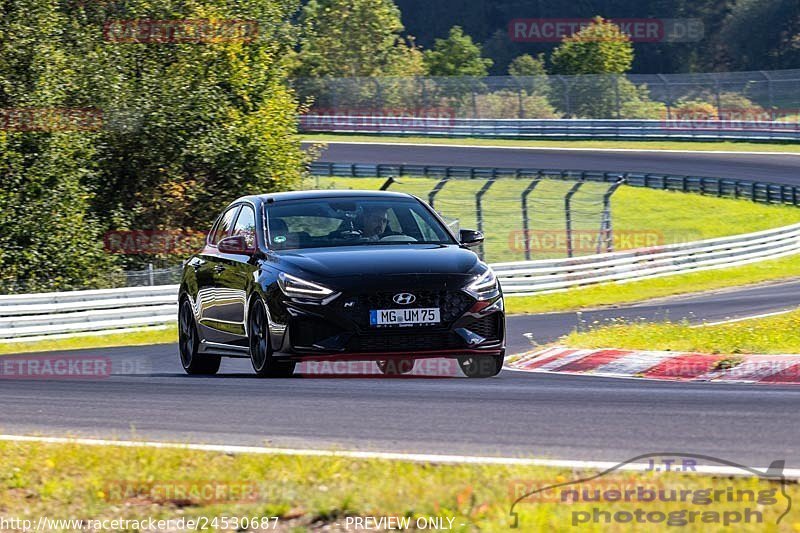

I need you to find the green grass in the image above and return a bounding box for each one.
[0,326,177,355]
[301,133,800,153]
[505,255,800,315]
[307,177,800,264]
[562,308,800,355]
[1,440,794,531]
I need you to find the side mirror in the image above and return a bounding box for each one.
[218,235,255,255]
[459,229,484,247]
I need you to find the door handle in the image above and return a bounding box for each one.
[214,265,227,274]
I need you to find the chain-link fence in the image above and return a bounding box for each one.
[0,265,182,295]
[293,69,800,120]
[308,174,623,263]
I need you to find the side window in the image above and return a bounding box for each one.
[209,206,239,245]
[232,205,257,248]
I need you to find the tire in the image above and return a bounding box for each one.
[377,359,415,375]
[458,354,503,378]
[179,299,221,375]
[249,298,296,378]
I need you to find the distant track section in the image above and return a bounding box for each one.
[306,141,800,185]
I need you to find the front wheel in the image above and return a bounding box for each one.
[249,299,296,378]
[178,299,221,375]
[458,355,503,378]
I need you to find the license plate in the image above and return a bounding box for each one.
[370,308,441,327]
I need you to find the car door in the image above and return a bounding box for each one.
[196,205,240,344]
[212,203,259,347]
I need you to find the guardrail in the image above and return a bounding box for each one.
[0,285,179,341]
[310,162,800,206]
[300,116,800,142]
[4,223,800,336]
[494,222,800,295]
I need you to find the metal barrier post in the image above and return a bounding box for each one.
[428,177,450,209]
[564,182,584,258]
[596,178,626,254]
[520,179,542,261]
[475,178,497,260]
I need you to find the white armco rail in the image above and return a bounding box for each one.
[2,222,800,340]
[495,222,800,295]
[0,285,179,341]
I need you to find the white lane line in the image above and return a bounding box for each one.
[300,140,800,157]
[0,434,796,478]
[692,308,798,327]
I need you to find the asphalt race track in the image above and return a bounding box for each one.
[308,141,800,185]
[3,142,800,469]
[3,280,800,467]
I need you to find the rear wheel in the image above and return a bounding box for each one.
[249,299,296,378]
[377,359,415,375]
[458,355,503,378]
[179,299,221,375]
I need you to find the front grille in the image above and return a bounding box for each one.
[351,331,464,353]
[461,314,501,341]
[340,290,474,328]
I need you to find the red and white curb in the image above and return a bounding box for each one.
[508,346,800,385]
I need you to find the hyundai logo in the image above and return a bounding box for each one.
[393,293,416,305]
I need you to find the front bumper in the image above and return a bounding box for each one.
[270,285,505,361]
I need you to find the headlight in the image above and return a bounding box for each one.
[278,272,336,300]
[465,268,499,300]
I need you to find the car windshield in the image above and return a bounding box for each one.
[265,197,456,250]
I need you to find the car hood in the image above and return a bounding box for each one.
[273,244,481,279]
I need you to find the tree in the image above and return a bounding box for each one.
[508,54,547,77]
[423,26,493,77]
[0,0,309,286]
[0,0,115,291]
[294,0,425,78]
[716,0,800,70]
[550,17,634,75]
[547,17,657,119]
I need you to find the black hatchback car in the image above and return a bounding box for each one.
[178,190,505,378]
